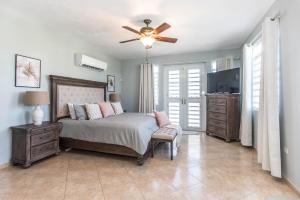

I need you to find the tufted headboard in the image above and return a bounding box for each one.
[50,75,107,122]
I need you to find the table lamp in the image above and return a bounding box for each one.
[24,91,50,125]
[109,93,120,102]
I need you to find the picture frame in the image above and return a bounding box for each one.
[107,75,116,92]
[15,54,41,88]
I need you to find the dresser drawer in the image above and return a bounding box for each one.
[207,125,226,137]
[208,112,226,121]
[208,98,216,105]
[31,141,58,161]
[215,98,227,105]
[31,131,57,146]
[208,105,226,114]
[208,119,226,129]
[31,126,58,135]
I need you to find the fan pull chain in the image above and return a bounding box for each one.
[145,49,151,64]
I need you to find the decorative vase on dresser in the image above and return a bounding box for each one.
[206,93,240,142]
[11,121,62,168]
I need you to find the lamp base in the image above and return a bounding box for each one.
[32,106,44,126]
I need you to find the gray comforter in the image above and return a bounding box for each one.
[59,113,159,155]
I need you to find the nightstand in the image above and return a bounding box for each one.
[11,121,62,168]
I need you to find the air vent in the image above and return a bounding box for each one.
[75,54,107,71]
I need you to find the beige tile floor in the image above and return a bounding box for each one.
[0,134,299,200]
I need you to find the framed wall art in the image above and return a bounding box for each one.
[15,54,41,88]
[107,75,115,92]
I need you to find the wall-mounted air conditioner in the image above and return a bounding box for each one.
[75,54,107,71]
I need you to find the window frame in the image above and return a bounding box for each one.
[251,33,263,111]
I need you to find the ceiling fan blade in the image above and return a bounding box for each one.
[155,36,178,43]
[122,26,141,35]
[119,38,140,43]
[154,23,171,34]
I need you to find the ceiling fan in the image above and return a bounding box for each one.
[120,19,178,49]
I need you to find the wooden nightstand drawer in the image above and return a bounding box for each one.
[31,141,58,162]
[31,131,57,147]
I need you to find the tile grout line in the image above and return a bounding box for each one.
[21,170,36,200]
[62,155,70,200]
[95,159,106,200]
[124,165,146,200]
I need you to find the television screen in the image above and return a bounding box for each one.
[207,68,240,93]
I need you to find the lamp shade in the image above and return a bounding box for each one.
[24,91,50,105]
[109,93,120,102]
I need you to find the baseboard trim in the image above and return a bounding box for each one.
[284,177,300,197]
[0,163,10,170]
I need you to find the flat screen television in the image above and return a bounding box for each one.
[207,68,240,93]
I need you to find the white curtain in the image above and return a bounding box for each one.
[139,63,155,113]
[240,44,253,146]
[257,17,281,178]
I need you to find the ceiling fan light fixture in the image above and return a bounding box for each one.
[120,19,177,47]
[140,35,155,49]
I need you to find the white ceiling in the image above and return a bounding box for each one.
[2,0,275,60]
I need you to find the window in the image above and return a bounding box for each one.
[167,69,180,125]
[211,60,217,73]
[168,70,180,98]
[252,37,262,110]
[187,68,201,128]
[153,65,159,106]
[188,68,201,98]
[168,102,180,125]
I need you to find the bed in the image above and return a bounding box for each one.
[50,75,158,164]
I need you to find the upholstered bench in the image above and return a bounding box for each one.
[151,127,178,160]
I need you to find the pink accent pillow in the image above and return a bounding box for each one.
[99,102,115,117]
[154,111,171,128]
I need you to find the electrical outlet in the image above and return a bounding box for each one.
[284,147,289,154]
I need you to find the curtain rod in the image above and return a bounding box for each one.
[160,61,208,66]
[271,13,281,21]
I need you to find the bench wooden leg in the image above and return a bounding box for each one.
[170,141,173,160]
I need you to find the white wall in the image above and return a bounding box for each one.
[245,0,300,191]
[0,7,122,165]
[121,49,241,112]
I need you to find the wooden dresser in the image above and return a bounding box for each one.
[11,122,62,168]
[206,94,240,142]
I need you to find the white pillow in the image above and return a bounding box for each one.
[67,103,76,120]
[111,102,124,115]
[85,104,103,120]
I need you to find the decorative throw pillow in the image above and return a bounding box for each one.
[99,102,115,117]
[74,104,88,120]
[67,103,76,120]
[85,104,103,120]
[111,102,124,115]
[154,111,171,128]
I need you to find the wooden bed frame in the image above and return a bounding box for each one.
[49,75,149,165]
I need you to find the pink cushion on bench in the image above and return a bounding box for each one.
[154,111,171,128]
